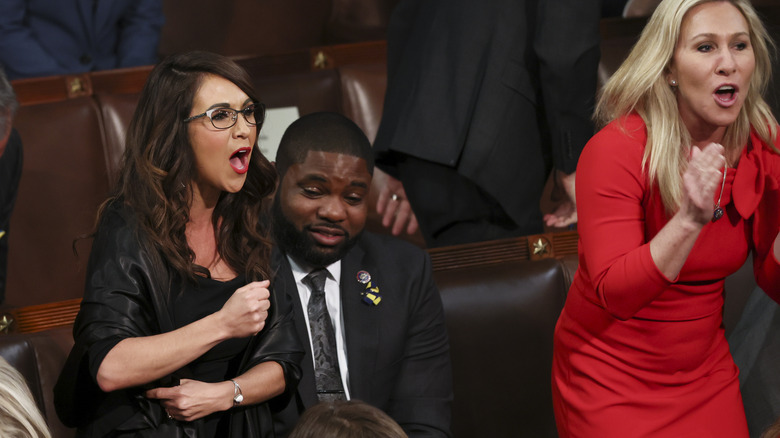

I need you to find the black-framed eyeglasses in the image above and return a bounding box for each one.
[183,102,265,129]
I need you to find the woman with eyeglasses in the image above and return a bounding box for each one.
[55,51,303,437]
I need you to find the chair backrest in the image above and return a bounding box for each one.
[340,63,387,143]
[158,0,398,58]
[94,92,141,181]
[434,257,571,438]
[0,327,75,438]
[8,97,110,308]
[622,0,661,18]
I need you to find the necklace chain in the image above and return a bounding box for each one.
[712,163,727,222]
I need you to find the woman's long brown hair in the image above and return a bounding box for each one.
[106,51,276,282]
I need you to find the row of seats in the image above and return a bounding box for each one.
[6,41,390,310]
[1,11,660,311]
[0,235,580,438]
[0,230,759,438]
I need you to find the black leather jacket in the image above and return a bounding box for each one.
[55,201,303,437]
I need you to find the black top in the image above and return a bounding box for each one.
[173,274,251,436]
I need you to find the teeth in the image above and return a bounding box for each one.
[718,86,735,92]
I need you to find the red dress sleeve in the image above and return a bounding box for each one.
[750,134,780,301]
[576,116,673,320]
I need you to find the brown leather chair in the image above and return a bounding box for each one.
[324,0,400,43]
[94,92,141,182]
[434,257,572,438]
[159,0,397,59]
[159,0,332,58]
[251,69,344,117]
[339,62,387,143]
[0,327,75,438]
[8,97,110,308]
[621,0,661,18]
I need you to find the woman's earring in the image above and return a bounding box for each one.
[670,79,677,87]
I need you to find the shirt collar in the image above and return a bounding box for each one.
[288,256,342,286]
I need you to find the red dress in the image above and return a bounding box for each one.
[552,114,780,437]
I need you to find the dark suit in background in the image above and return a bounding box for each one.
[373,0,601,246]
[729,286,780,438]
[0,129,22,304]
[0,0,163,80]
[272,232,452,437]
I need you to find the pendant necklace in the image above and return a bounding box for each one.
[712,163,727,222]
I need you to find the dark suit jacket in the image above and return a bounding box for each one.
[271,232,453,437]
[0,129,22,304]
[0,0,163,79]
[373,0,600,227]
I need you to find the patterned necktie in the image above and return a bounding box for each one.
[303,269,346,401]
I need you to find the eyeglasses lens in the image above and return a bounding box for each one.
[209,105,258,129]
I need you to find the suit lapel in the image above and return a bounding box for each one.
[272,249,319,409]
[340,241,380,401]
[76,0,96,40]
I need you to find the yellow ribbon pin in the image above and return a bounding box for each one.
[357,271,382,306]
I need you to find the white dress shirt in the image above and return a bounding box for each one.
[288,256,351,399]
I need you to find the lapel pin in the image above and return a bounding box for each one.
[357,270,371,284]
[356,270,381,306]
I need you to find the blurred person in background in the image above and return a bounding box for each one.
[0,67,21,305]
[372,0,601,247]
[0,356,52,438]
[0,0,163,80]
[288,400,407,438]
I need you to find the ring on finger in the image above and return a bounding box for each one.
[391,193,400,202]
[166,410,174,420]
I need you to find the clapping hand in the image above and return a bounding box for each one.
[682,143,726,225]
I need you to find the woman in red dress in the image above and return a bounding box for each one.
[552,0,780,436]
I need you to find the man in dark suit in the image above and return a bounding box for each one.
[0,0,163,80]
[0,68,21,305]
[372,0,601,247]
[270,112,452,437]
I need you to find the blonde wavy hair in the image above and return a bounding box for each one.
[596,0,777,212]
[0,357,51,438]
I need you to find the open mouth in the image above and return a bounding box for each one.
[714,85,737,105]
[229,147,251,174]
